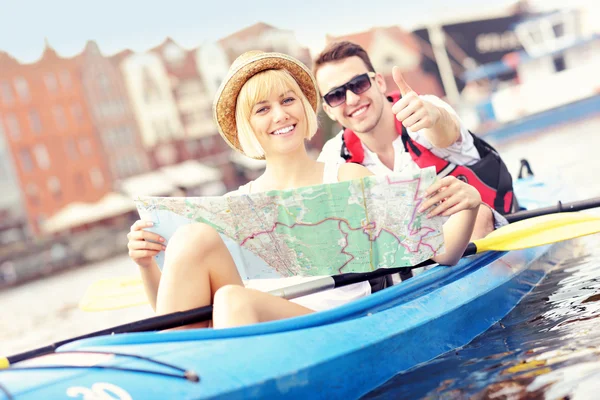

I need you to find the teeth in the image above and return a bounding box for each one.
[351,106,367,117]
[272,125,294,135]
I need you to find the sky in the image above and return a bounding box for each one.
[0,0,525,62]
[0,0,595,63]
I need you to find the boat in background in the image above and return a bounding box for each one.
[459,9,600,140]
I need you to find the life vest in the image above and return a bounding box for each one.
[340,93,515,215]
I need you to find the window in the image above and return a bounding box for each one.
[59,71,72,89]
[66,138,78,159]
[13,77,30,102]
[5,114,21,139]
[0,81,13,105]
[53,106,67,129]
[47,176,62,200]
[74,173,85,192]
[36,214,46,231]
[101,127,114,147]
[78,138,92,156]
[116,158,130,177]
[44,73,58,93]
[553,55,566,72]
[118,98,128,114]
[19,148,34,172]
[71,104,84,124]
[142,68,161,104]
[28,109,42,134]
[26,184,39,206]
[131,154,145,175]
[89,167,104,189]
[98,72,110,90]
[33,144,51,169]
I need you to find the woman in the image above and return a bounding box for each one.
[127,51,482,329]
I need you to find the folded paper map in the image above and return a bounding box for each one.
[135,167,445,279]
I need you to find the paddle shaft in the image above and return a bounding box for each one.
[4,305,214,365]
[507,197,600,223]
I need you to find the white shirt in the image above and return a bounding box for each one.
[317,95,480,174]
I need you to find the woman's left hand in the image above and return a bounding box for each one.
[419,176,481,218]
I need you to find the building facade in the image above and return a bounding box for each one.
[151,39,230,168]
[0,45,111,234]
[80,41,151,182]
[116,50,185,168]
[0,120,28,245]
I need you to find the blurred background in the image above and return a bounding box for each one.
[1,0,599,394]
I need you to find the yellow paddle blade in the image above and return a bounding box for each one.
[476,212,600,252]
[79,276,147,311]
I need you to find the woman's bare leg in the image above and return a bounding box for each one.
[212,285,314,329]
[156,223,244,328]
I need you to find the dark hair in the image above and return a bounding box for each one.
[313,41,376,76]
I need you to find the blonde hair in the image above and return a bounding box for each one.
[235,69,318,159]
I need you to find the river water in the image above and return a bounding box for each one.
[1,115,599,398]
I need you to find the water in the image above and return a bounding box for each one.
[0,255,153,356]
[1,115,599,398]
[365,235,600,399]
[364,115,600,399]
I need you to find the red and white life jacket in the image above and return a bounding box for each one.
[340,93,515,214]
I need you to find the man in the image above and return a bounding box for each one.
[313,41,514,240]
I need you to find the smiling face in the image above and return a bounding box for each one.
[235,69,317,159]
[315,56,388,135]
[250,88,306,157]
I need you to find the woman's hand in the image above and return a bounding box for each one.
[419,176,481,218]
[127,220,166,269]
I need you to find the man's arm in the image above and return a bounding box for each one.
[390,66,460,149]
[420,97,460,148]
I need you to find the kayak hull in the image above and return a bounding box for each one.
[0,242,570,400]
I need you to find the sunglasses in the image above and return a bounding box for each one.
[322,72,376,108]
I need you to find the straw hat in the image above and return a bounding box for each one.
[213,51,319,159]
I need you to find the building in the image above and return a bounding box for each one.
[194,42,230,100]
[79,41,151,182]
[0,122,28,245]
[326,26,444,98]
[0,44,112,235]
[219,22,312,67]
[115,50,185,168]
[150,39,231,168]
[113,43,229,196]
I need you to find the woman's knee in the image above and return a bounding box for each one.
[213,285,254,319]
[166,223,223,259]
[214,285,249,309]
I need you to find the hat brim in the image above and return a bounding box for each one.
[213,53,319,160]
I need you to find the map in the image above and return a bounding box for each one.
[134,167,446,279]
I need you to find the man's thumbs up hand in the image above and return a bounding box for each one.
[391,66,440,132]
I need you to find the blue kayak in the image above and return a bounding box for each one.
[0,180,570,399]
